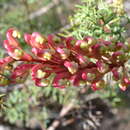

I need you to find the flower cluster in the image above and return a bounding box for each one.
[0,28,130,91]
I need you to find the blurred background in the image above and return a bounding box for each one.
[1,0,130,130]
[0,0,80,37]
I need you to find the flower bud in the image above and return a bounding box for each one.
[31,32,47,49]
[64,61,78,74]
[78,55,89,66]
[80,41,89,49]
[37,70,46,79]
[91,82,98,91]
[57,48,70,59]
[14,49,23,60]
[91,80,105,91]
[96,60,109,73]
[84,36,96,45]
[43,50,52,60]
[12,30,21,38]
[82,72,96,81]
[78,80,86,87]
[35,36,45,44]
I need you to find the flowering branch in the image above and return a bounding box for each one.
[0,28,130,91]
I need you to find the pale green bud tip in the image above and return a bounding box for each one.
[14,49,23,60]
[80,41,88,49]
[37,70,46,79]
[43,52,52,60]
[12,30,21,38]
[35,36,44,44]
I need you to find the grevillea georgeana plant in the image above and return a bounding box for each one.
[0,28,130,91]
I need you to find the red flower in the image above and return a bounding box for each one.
[0,28,130,91]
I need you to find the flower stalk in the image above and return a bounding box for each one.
[0,28,130,91]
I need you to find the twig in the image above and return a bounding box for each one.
[29,2,57,20]
[47,99,75,130]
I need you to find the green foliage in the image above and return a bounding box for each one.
[69,0,126,41]
[3,84,77,127]
[42,85,77,105]
[5,89,30,124]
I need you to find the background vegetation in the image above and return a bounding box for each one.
[1,0,130,130]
